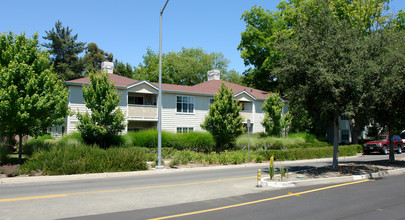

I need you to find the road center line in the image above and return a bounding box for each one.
[149,179,371,220]
[0,176,256,203]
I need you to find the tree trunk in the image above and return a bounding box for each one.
[388,128,395,163]
[332,114,339,171]
[18,133,23,165]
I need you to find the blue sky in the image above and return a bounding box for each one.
[1,0,404,75]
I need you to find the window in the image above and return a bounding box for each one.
[209,98,214,105]
[341,130,349,141]
[340,115,349,120]
[177,127,194,133]
[128,96,144,105]
[177,96,194,113]
[240,103,246,111]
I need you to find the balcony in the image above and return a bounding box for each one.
[128,105,157,119]
[240,111,252,121]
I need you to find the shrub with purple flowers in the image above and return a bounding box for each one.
[0,165,21,177]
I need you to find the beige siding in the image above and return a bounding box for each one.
[128,83,158,94]
[161,94,209,133]
[67,87,127,134]
[253,101,265,133]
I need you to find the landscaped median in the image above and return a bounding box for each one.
[259,159,405,188]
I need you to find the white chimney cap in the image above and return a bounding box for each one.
[101,61,114,74]
[207,70,220,81]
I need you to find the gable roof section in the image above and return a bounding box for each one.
[65,74,270,100]
[66,74,139,88]
[191,80,270,99]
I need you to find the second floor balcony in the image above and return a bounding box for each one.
[128,105,157,119]
[240,111,252,121]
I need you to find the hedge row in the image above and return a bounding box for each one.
[21,145,148,175]
[125,130,215,152]
[254,145,363,161]
[235,134,330,151]
[167,145,363,166]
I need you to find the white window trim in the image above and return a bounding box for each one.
[176,95,195,114]
[177,127,194,133]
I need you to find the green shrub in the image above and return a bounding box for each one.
[21,145,148,175]
[176,132,214,152]
[253,144,362,162]
[0,144,9,165]
[235,134,309,150]
[57,133,85,147]
[126,130,214,151]
[23,135,54,156]
[0,165,21,177]
[288,132,318,143]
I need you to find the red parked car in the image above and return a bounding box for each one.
[363,135,403,155]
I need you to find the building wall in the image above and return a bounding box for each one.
[64,85,269,135]
[66,85,128,134]
[253,101,265,133]
[161,93,210,133]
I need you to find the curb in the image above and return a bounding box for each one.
[260,168,405,188]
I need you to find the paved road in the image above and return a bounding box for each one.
[0,154,403,219]
[72,175,405,220]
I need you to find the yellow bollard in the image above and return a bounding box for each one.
[257,169,262,187]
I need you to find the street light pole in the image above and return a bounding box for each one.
[157,0,169,169]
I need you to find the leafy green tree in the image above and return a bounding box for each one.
[82,43,113,73]
[394,10,405,31]
[135,47,242,85]
[288,103,313,133]
[366,27,405,162]
[42,20,86,80]
[238,0,390,92]
[0,32,69,163]
[113,59,134,78]
[77,71,125,148]
[262,93,284,136]
[201,83,244,150]
[273,0,368,170]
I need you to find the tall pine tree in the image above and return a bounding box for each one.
[42,20,86,80]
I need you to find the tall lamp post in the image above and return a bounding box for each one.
[157,0,169,169]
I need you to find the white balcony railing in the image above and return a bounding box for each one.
[128,105,157,119]
[240,111,252,121]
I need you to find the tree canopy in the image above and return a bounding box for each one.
[238,0,390,92]
[77,71,125,148]
[82,42,114,73]
[42,20,86,80]
[201,83,244,150]
[135,47,243,86]
[0,32,69,163]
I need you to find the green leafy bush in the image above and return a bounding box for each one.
[175,132,214,152]
[23,135,54,156]
[125,130,214,151]
[21,145,148,175]
[235,134,311,150]
[287,132,318,143]
[0,165,21,177]
[0,144,9,165]
[57,133,85,147]
[253,145,362,161]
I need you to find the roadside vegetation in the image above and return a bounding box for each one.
[0,130,362,176]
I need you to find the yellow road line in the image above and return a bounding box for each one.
[0,176,256,203]
[149,179,371,220]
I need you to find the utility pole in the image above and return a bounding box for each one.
[157,0,169,169]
